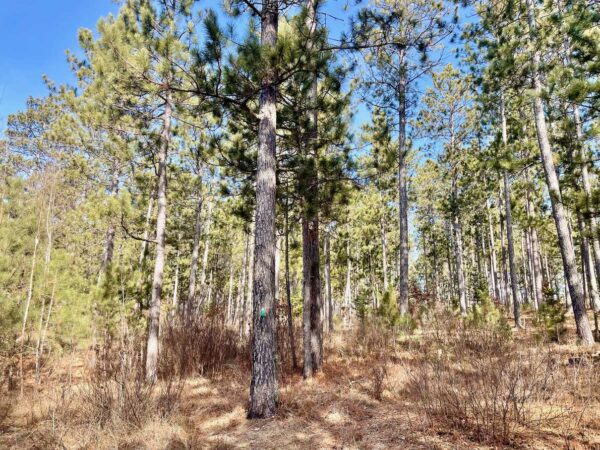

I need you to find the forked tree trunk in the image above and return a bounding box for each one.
[248,0,279,418]
[146,92,172,383]
[525,0,593,345]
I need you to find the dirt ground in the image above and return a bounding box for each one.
[2,316,600,449]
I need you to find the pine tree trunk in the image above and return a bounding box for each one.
[227,260,234,324]
[343,236,353,323]
[452,177,467,314]
[135,193,154,313]
[486,200,500,302]
[325,231,334,332]
[20,233,39,397]
[301,0,323,380]
[238,232,249,335]
[171,244,180,319]
[380,210,389,292]
[525,173,542,309]
[524,0,593,344]
[200,200,213,287]
[397,64,409,315]
[284,206,298,369]
[578,212,600,312]
[145,92,172,383]
[248,0,279,417]
[187,193,203,315]
[245,221,255,336]
[503,170,521,327]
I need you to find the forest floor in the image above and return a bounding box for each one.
[2,311,600,449]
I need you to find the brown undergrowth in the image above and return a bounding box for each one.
[2,309,600,449]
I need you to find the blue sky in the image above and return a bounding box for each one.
[0,0,118,129]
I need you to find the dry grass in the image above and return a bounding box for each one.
[2,313,600,449]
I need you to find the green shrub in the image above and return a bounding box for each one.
[467,292,511,337]
[376,289,417,334]
[534,288,566,343]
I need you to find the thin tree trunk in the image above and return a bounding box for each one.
[238,232,249,335]
[171,244,180,319]
[343,235,353,323]
[451,175,467,314]
[200,199,213,287]
[35,186,55,383]
[302,0,323,379]
[227,261,234,325]
[284,206,298,369]
[248,0,279,417]
[187,193,203,315]
[486,199,500,301]
[145,92,172,383]
[525,173,542,310]
[525,0,593,344]
[501,101,521,327]
[20,233,40,397]
[324,231,334,332]
[397,62,409,315]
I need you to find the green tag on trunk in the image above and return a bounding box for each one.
[260,307,266,318]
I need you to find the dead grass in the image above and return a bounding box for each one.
[2,315,600,449]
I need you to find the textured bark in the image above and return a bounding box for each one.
[500,103,521,326]
[525,0,593,345]
[284,207,298,369]
[397,63,409,315]
[248,0,279,418]
[302,217,322,378]
[301,0,323,379]
[146,93,172,383]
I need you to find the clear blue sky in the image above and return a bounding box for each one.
[0,0,118,129]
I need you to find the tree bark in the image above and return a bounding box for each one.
[301,0,323,379]
[500,101,521,327]
[486,199,500,302]
[145,92,172,383]
[200,199,213,287]
[397,62,409,315]
[324,231,334,332]
[524,0,594,345]
[284,206,298,369]
[187,192,203,315]
[248,0,279,418]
